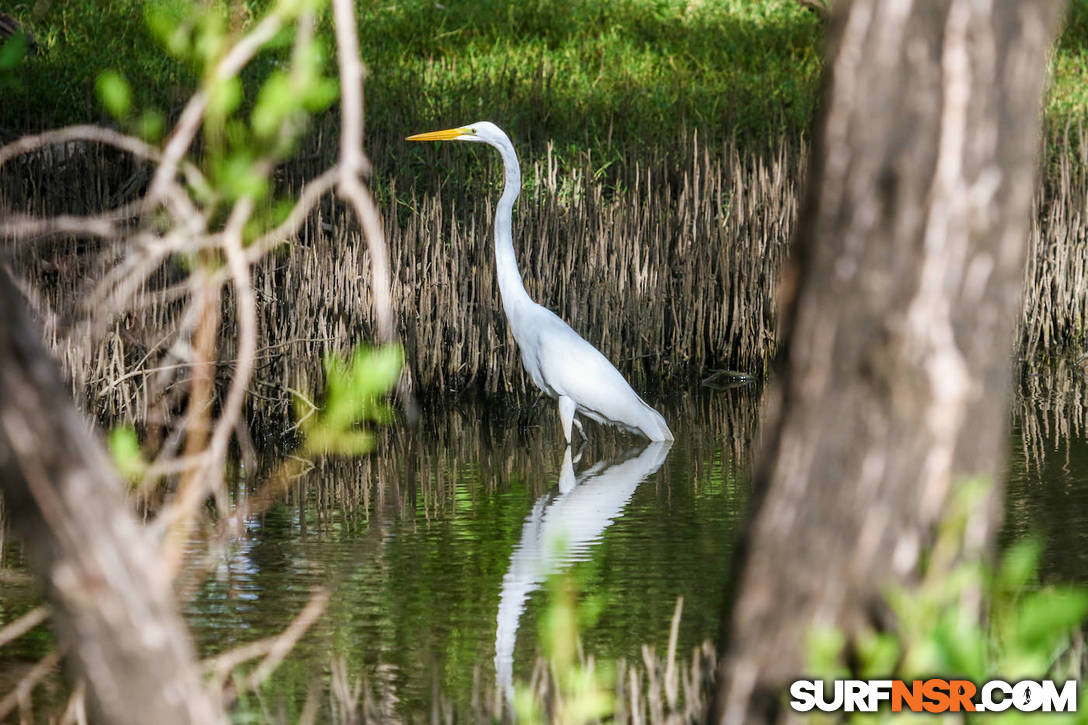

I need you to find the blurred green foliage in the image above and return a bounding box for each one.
[107,424,147,483]
[0,28,31,93]
[806,480,1088,721]
[4,0,805,165]
[515,553,615,724]
[299,345,403,455]
[7,0,1086,193]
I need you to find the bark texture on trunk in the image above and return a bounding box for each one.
[0,273,224,724]
[714,1,1066,722]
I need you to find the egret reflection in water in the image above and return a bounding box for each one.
[494,440,673,694]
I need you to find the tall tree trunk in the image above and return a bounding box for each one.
[0,272,224,724]
[713,1,1066,722]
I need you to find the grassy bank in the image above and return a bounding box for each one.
[2,0,822,159]
[4,1,1088,163]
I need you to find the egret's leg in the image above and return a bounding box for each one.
[558,396,576,444]
[572,417,588,442]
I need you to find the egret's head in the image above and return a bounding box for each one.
[406,121,508,146]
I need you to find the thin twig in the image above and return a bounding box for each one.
[0,125,159,167]
[0,606,48,649]
[0,124,207,192]
[0,203,140,241]
[332,0,395,343]
[203,587,330,689]
[159,197,258,570]
[204,197,259,492]
[145,10,285,207]
[0,650,62,721]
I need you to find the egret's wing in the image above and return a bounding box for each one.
[531,312,655,429]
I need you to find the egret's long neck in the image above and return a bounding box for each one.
[492,140,533,314]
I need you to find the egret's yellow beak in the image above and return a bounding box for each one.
[406,127,470,142]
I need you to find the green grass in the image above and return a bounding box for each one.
[2,0,1087,165]
[360,0,823,153]
[1,0,822,160]
[1052,0,1088,128]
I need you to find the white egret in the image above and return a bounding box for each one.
[407,122,673,444]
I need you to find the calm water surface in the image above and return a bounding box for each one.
[3,371,1088,717]
[183,385,759,714]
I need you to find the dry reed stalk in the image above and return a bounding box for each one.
[320,633,717,724]
[1014,357,1088,475]
[4,124,800,426]
[5,124,1087,436]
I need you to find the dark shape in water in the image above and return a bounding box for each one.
[701,369,759,390]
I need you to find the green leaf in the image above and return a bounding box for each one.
[302,76,340,112]
[932,614,986,680]
[208,76,242,120]
[997,539,1043,594]
[306,428,375,456]
[0,32,28,71]
[213,152,269,201]
[303,345,402,456]
[136,109,166,141]
[804,625,848,679]
[278,0,331,18]
[146,2,195,59]
[1013,588,1088,652]
[193,9,226,65]
[96,71,132,119]
[251,70,295,138]
[856,630,900,678]
[354,345,404,397]
[108,425,145,482]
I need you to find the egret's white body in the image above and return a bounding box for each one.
[408,122,673,444]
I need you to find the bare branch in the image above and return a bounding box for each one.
[0,201,143,242]
[0,606,48,649]
[332,0,396,343]
[246,166,339,263]
[203,587,330,690]
[160,197,259,571]
[145,11,286,207]
[204,199,259,484]
[0,650,62,722]
[1,274,226,724]
[0,125,208,195]
[0,125,160,167]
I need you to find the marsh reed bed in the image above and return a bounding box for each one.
[1020,124,1088,357]
[264,130,798,411]
[3,125,1088,424]
[2,125,799,424]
